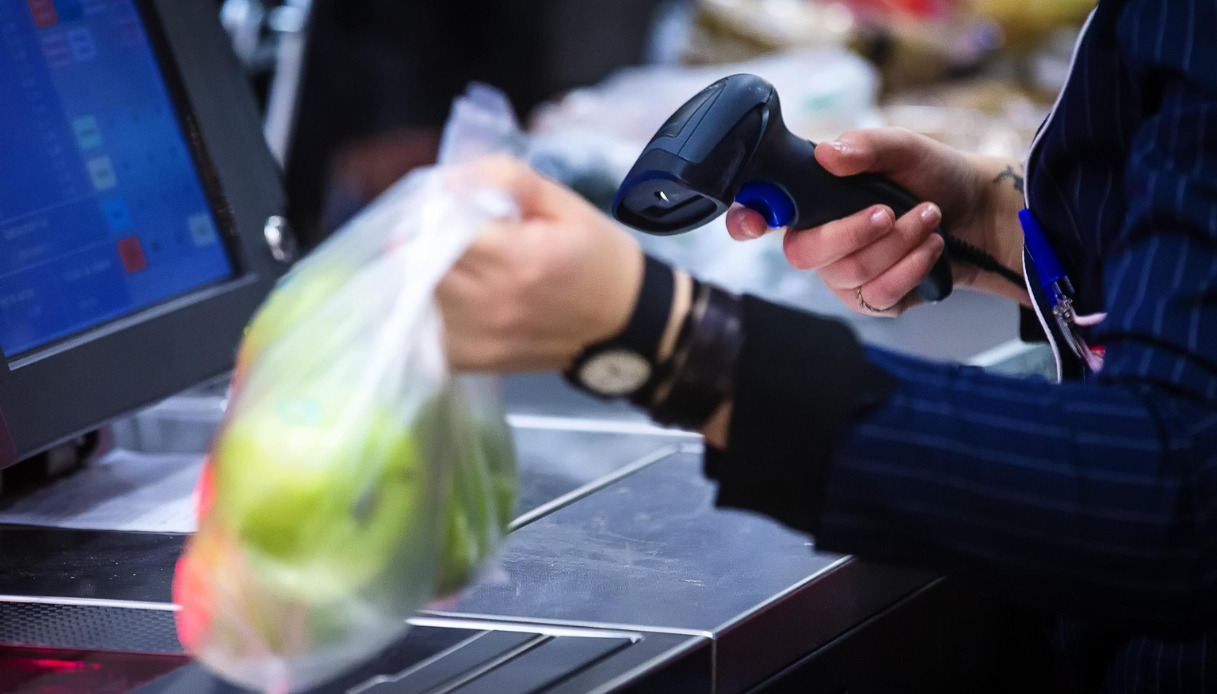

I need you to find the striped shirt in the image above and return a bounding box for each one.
[708,1,1217,691]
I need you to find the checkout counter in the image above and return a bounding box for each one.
[0,343,1055,694]
[0,0,1058,691]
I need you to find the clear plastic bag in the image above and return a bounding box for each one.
[173,85,520,694]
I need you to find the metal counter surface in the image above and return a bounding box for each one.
[446,450,876,631]
[502,424,694,521]
[430,450,932,694]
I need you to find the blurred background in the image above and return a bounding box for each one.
[215,0,1093,354]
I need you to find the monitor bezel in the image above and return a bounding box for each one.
[0,0,289,466]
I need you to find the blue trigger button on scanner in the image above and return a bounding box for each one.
[736,182,795,229]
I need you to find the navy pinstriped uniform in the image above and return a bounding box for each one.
[705,1,1217,691]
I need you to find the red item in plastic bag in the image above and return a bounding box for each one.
[195,456,216,521]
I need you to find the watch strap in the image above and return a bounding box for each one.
[564,255,675,399]
[617,254,675,361]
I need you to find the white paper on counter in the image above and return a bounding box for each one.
[0,449,201,533]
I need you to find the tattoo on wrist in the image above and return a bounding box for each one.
[993,164,1025,193]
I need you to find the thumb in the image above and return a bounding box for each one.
[815,128,935,178]
[726,204,770,239]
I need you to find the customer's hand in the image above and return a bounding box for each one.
[726,128,1029,315]
[437,156,645,372]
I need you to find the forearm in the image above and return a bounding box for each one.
[962,154,1031,306]
[819,346,1217,626]
[699,296,1217,627]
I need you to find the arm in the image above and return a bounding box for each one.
[707,0,1217,627]
[439,0,1217,620]
[710,302,1217,627]
[437,136,1211,630]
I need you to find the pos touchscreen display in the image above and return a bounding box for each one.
[0,0,236,357]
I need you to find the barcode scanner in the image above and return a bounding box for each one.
[612,73,954,304]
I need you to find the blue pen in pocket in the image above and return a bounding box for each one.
[1019,208,1104,372]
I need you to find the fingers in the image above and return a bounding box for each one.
[726,204,770,240]
[854,231,946,315]
[782,205,895,271]
[814,127,939,178]
[817,203,941,290]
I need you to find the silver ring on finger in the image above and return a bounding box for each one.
[856,287,893,314]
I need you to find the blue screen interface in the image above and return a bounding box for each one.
[0,0,235,356]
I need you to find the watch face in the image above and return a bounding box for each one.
[578,349,652,396]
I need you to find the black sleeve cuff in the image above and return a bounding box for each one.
[1019,305,1048,343]
[703,296,898,534]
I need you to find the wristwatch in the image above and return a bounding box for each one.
[565,255,674,400]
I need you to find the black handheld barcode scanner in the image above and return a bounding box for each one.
[612,74,954,303]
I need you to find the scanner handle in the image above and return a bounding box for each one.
[744,134,954,304]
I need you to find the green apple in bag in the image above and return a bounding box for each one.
[213,384,428,602]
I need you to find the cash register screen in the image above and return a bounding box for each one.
[0,0,235,357]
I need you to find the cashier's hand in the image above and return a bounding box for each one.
[437,156,644,372]
[725,128,1029,315]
